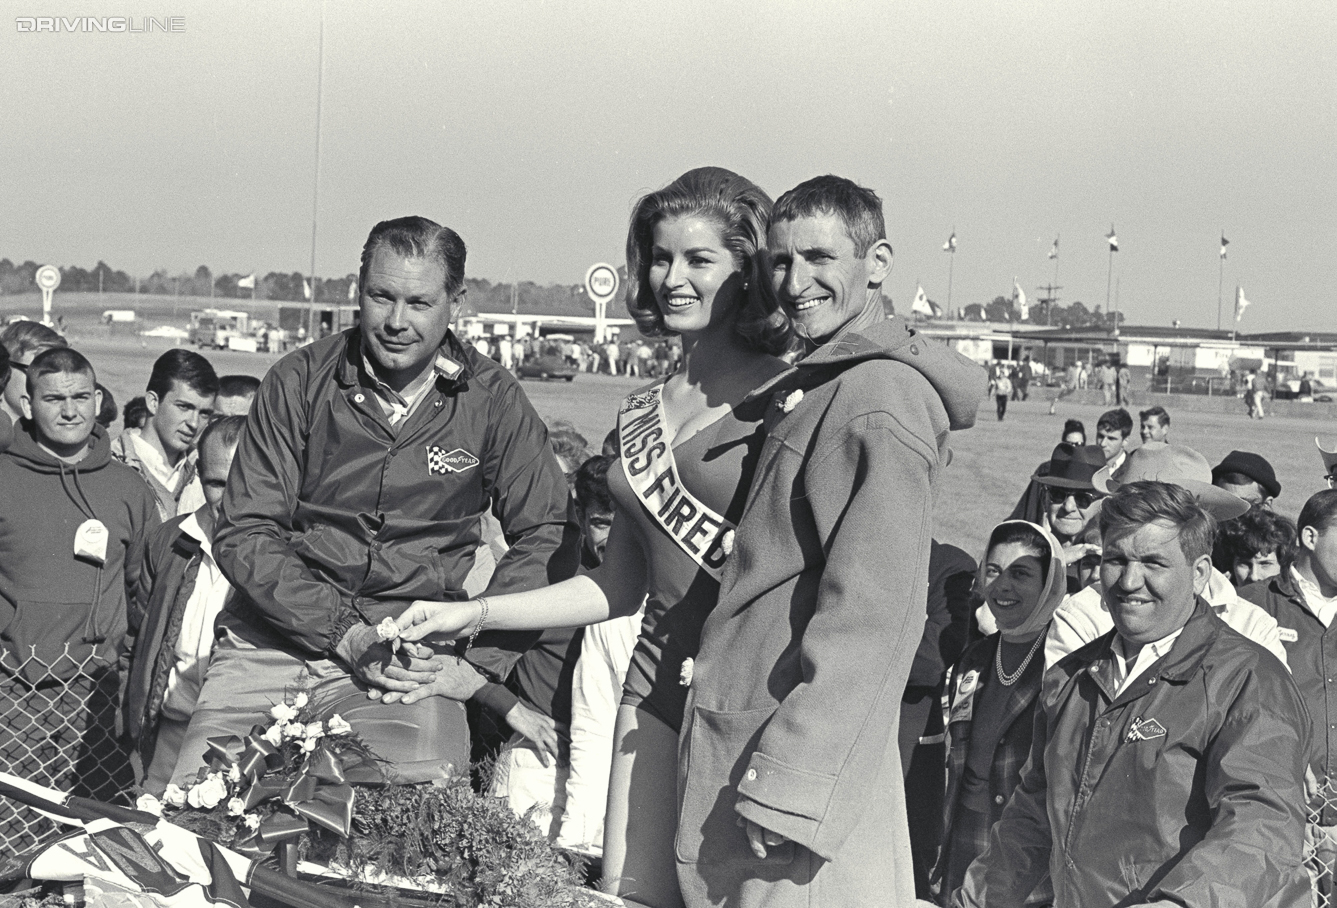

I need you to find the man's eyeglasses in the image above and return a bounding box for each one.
[1046,486,1100,509]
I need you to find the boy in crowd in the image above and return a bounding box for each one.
[1212,449,1282,510]
[1216,508,1296,588]
[0,320,66,423]
[1240,490,1337,899]
[111,349,219,520]
[1139,405,1170,443]
[0,348,160,846]
[214,374,260,418]
[489,454,615,843]
[126,416,245,792]
[1095,408,1133,472]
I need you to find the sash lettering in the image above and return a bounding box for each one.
[619,386,735,582]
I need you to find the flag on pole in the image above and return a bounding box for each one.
[942,232,957,253]
[1106,225,1118,252]
[911,284,941,318]
[1014,278,1028,321]
[347,280,357,301]
[303,279,312,300]
[1048,237,1059,260]
[1235,286,1250,322]
[236,273,255,290]
[1220,234,1229,259]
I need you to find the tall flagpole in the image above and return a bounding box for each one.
[307,2,325,341]
[944,227,956,314]
[1217,254,1224,332]
[1105,224,1115,330]
[1051,235,1059,326]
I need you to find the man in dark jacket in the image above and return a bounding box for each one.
[1240,488,1337,898]
[678,176,986,907]
[182,216,578,785]
[957,481,1311,908]
[126,415,245,792]
[0,348,160,847]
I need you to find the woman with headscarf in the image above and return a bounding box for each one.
[933,520,1067,906]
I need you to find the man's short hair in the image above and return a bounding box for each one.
[574,454,614,516]
[147,348,219,400]
[1097,408,1134,438]
[1140,405,1170,427]
[358,216,467,298]
[196,414,246,474]
[1298,489,1337,536]
[771,175,887,257]
[27,347,96,395]
[218,374,260,399]
[1218,509,1297,572]
[1101,480,1216,561]
[1,320,67,361]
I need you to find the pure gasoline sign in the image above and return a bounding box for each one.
[585,263,619,304]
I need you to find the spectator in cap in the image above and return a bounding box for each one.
[1318,438,1337,490]
[1044,441,1287,669]
[1212,449,1281,510]
[1239,489,1337,901]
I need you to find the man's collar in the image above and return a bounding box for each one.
[337,329,470,390]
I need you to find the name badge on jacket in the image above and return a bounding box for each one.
[949,669,978,725]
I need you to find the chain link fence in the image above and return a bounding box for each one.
[1309,780,1337,908]
[0,645,134,852]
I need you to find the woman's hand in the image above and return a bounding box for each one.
[396,600,482,643]
[1060,541,1100,567]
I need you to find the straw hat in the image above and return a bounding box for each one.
[1093,441,1249,520]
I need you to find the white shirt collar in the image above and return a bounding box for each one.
[1292,565,1337,628]
[1112,626,1184,697]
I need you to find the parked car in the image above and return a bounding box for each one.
[517,355,577,382]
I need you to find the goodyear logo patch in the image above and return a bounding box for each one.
[427,446,479,475]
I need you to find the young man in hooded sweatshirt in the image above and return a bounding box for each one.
[0,348,160,846]
[676,176,987,907]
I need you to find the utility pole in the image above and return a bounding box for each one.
[1037,283,1062,327]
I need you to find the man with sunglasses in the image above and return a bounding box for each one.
[1044,442,1287,669]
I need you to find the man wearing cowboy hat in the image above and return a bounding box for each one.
[1044,442,1286,669]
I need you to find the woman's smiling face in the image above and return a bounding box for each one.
[983,541,1048,634]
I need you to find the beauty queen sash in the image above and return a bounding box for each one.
[618,385,733,582]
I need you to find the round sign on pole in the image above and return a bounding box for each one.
[35,265,61,291]
[584,263,619,303]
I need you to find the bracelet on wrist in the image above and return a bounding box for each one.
[463,597,489,655]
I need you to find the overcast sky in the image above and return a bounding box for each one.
[2,0,1333,332]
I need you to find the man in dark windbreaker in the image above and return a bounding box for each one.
[175,216,579,784]
[956,481,1311,908]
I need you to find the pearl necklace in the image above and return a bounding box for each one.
[995,634,1044,686]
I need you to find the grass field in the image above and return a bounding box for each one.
[57,329,1334,561]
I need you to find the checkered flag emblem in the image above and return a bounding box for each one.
[427,445,480,475]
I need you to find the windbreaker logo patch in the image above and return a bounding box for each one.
[427,446,479,475]
[1126,717,1167,742]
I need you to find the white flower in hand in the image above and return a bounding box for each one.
[679,657,695,688]
[376,616,401,648]
[269,702,297,723]
[227,798,245,817]
[292,692,309,710]
[136,793,163,816]
[304,720,324,739]
[162,784,187,808]
[327,714,352,736]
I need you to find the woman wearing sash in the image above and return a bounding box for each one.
[398,167,792,908]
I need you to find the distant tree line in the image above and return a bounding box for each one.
[920,292,1124,330]
[0,257,604,317]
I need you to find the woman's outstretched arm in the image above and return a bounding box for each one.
[397,516,650,643]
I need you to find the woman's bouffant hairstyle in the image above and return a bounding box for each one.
[624,167,793,356]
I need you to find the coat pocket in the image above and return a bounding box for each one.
[1,600,98,683]
[676,704,794,866]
